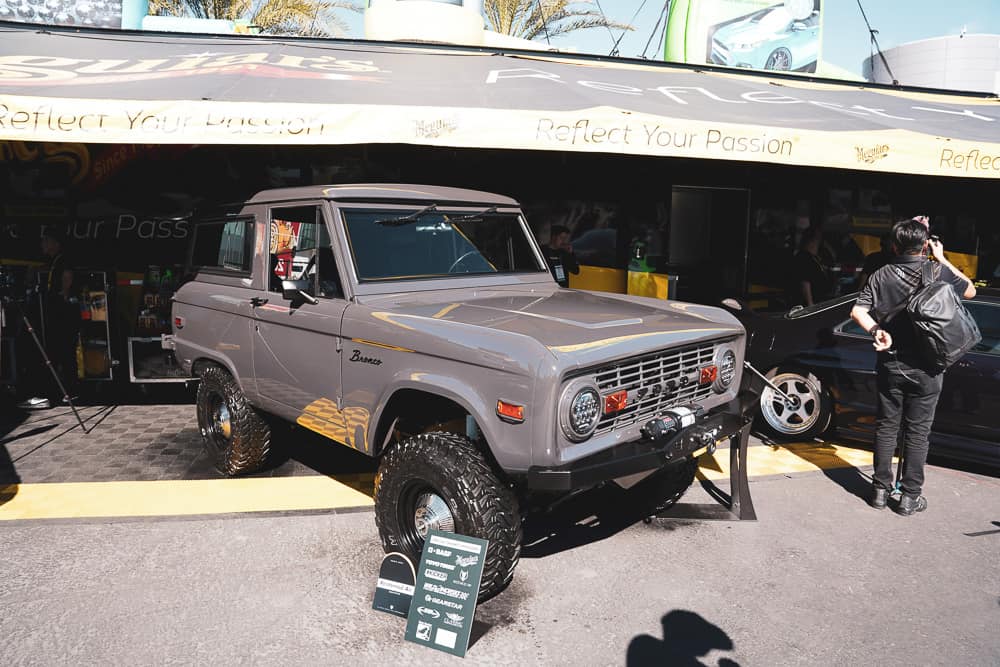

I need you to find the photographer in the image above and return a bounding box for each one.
[850,219,975,516]
[17,227,80,410]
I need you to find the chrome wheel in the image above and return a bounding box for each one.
[765,48,792,71]
[760,372,824,436]
[413,492,455,538]
[213,400,233,440]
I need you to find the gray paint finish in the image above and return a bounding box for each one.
[172,184,746,475]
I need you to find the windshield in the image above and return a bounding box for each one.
[786,292,858,319]
[342,208,546,282]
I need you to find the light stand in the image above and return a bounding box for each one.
[2,295,90,433]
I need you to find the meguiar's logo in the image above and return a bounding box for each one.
[855,144,890,164]
[0,54,385,86]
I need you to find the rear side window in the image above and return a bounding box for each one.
[191,218,254,273]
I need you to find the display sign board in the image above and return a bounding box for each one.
[404,530,488,658]
[372,552,416,619]
[665,0,822,74]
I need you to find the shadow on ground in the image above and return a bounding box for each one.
[627,609,740,666]
[520,483,701,559]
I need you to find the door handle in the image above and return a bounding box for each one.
[249,297,268,308]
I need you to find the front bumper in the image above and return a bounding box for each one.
[525,399,749,491]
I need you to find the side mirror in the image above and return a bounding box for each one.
[721,298,743,312]
[282,279,318,305]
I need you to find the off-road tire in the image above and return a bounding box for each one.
[196,365,271,476]
[374,432,522,601]
[633,456,699,515]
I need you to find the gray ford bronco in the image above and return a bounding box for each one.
[170,184,748,599]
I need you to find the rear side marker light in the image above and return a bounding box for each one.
[603,390,628,415]
[700,365,718,385]
[174,316,185,330]
[496,400,525,423]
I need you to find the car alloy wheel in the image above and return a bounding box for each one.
[765,47,792,71]
[760,371,828,437]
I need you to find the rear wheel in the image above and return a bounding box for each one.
[195,365,271,476]
[758,369,832,440]
[374,432,522,601]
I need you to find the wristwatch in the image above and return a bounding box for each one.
[868,324,882,338]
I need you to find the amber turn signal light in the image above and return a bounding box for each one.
[603,390,628,415]
[699,365,718,385]
[496,400,525,423]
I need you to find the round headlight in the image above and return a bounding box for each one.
[713,347,737,393]
[559,380,601,441]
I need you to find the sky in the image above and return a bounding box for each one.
[341,1,1000,79]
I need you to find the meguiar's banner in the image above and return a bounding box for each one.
[1,21,999,178]
[666,0,822,74]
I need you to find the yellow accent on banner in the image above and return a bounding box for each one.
[0,477,374,521]
[2,94,998,178]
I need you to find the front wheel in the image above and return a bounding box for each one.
[374,432,522,601]
[758,369,832,440]
[764,47,792,71]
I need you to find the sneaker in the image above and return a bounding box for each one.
[893,494,928,516]
[61,395,80,405]
[17,396,51,410]
[868,486,888,510]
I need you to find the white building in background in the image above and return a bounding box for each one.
[864,33,1000,94]
[365,0,559,50]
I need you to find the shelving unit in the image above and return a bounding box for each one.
[126,264,187,384]
[77,270,114,382]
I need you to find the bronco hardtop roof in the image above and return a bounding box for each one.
[247,183,520,208]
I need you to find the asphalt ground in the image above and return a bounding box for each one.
[1,399,998,664]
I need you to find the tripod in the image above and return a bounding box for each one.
[2,296,89,433]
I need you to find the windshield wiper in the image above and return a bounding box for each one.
[374,204,438,226]
[444,206,500,223]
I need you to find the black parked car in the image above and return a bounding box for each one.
[725,289,1000,467]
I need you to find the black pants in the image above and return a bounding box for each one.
[873,357,944,498]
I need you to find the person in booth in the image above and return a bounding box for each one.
[540,224,580,288]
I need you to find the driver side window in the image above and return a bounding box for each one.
[269,205,341,299]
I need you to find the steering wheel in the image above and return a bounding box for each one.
[447,251,480,273]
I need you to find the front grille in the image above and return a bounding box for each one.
[593,341,717,435]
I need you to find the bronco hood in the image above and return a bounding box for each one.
[358,287,744,369]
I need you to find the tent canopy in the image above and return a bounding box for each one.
[2,22,1000,178]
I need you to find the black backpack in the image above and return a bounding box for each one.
[906,261,981,372]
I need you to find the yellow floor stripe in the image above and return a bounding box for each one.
[0,443,882,521]
[0,476,373,521]
[697,442,882,481]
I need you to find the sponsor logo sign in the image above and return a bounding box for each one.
[404,530,488,658]
[372,552,416,619]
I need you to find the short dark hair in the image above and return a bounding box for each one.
[891,218,928,255]
[41,226,67,246]
[550,224,570,238]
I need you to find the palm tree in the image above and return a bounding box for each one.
[484,0,631,42]
[148,0,361,38]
